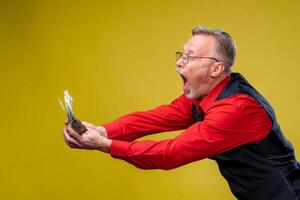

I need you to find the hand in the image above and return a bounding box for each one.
[64,120,108,138]
[63,122,112,153]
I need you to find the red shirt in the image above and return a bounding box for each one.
[103,76,272,170]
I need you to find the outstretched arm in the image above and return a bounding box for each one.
[101,94,195,141]
[109,96,272,169]
[63,95,272,170]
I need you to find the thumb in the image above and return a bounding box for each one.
[82,121,94,128]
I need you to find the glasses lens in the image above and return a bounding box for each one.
[175,52,182,61]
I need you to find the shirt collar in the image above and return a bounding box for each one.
[196,75,231,113]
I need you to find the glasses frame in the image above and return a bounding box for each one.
[175,52,220,64]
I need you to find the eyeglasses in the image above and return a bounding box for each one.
[175,52,220,65]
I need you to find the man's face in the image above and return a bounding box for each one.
[176,34,218,99]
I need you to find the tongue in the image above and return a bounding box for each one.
[183,80,187,89]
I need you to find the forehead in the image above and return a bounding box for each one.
[183,34,217,54]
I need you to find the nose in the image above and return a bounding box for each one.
[176,58,185,68]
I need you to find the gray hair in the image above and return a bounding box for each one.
[192,25,236,72]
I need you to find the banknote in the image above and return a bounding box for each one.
[59,90,87,135]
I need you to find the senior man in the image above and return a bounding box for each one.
[63,26,300,199]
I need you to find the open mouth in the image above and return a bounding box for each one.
[176,67,188,87]
[180,74,188,86]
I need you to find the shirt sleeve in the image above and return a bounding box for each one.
[102,94,195,141]
[109,94,272,170]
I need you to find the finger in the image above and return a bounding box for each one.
[63,129,83,148]
[82,121,94,128]
[63,134,78,148]
[63,129,79,147]
[66,124,82,141]
[81,122,101,133]
[62,130,77,148]
[64,120,69,125]
[65,126,81,143]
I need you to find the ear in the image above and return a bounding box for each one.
[210,62,225,78]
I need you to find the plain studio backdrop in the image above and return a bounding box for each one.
[1,0,300,199]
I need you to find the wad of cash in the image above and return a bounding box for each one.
[59,90,87,135]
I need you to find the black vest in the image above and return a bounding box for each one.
[192,73,300,200]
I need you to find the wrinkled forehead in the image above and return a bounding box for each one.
[183,35,217,55]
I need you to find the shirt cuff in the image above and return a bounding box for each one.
[102,121,122,139]
[110,140,131,158]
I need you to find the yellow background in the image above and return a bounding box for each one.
[1,0,300,199]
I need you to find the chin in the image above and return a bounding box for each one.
[184,91,197,99]
[185,88,204,99]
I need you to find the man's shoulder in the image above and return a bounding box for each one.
[208,94,263,113]
[205,94,271,129]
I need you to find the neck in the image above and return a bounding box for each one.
[198,73,229,101]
